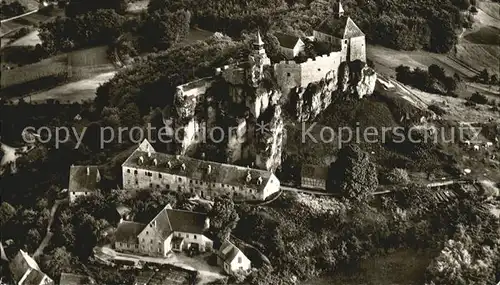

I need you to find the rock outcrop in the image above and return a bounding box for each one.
[355,66,377,99]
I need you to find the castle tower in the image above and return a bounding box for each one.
[334,1,344,18]
[248,31,271,87]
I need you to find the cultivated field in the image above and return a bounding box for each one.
[0,5,63,37]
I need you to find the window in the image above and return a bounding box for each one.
[166,184,170,190]
[159,173,162,178]
[287,72,291,77]
[156,185,160,188]
[127,169,130,173]
[178,177,182,182]
[190,180,193,184]
[318,68,321,71]
[194,235,197,239]
[146,231,149,235]
[238,257,242,263]
[150,240,153,244]
[178,186,181,191]
[135,180,138,184]
[142,238,145,242]
[85,192,88,195]
[149,183,153,188]
[232,186,235,190]
[134,170,138,174]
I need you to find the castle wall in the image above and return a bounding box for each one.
[175,77,214,120]
[349,36,366,62]
[299,51,344,86]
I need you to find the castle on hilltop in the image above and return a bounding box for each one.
[217,0,366,94]
[167,1,373,172]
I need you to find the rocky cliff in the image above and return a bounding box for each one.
[292,61,377,121]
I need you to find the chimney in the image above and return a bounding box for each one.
[204,217,210,230]
[181,163,186,171]
[153,158,158,166]
[139,156,144,164]
[246,171,252,183]
[207,165,212,174]
[86,167,90,176]
[257,176,263,185]
[147,150,152,158]
[167,161,172,168]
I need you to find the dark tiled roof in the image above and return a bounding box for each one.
[275,33,301,49]
[59,273,95,285]
[315,16,364,39]
[166,209,207,234]
[115,221,145,243]
[218,240,242,263]
[68,165,100,193]
[123,151,272,192]
[301,164,329,180]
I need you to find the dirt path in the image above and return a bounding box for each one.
[33,199,65,258]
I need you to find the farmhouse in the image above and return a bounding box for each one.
[9,250,54,285]
[122,140,281,201]
[217,240,251,275]
[114,204,213,257]
[275,33,305,58]
[68,165,101,203]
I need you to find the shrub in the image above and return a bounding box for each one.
[381,168,411,185]
[428,104,447,115]
[469,92,488,104]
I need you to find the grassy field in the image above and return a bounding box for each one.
[306,249,435,285]
[0,5,63,37]
[464,26,500,45]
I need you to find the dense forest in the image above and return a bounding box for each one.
[148,0,473,53]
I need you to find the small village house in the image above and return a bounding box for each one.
[9,250,54,285]
[217,240,251,275]
[68,165,101,203]
[275,33,305,58]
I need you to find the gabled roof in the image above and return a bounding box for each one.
[315,16,364,39]
[166,209,207,234]
[123,151,272,192]
[59,273,95,285]
[275,33,302,49]
[218,240,246,263]
[142,206,173,240]
[115,221,146,244]
[68,165,100,193]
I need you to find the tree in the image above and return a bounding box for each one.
[0,202,16,227]
[478,69,490,83]
[490,74,498,85]
[209,196,239,242]
[65,0,127,17]
[381,168,410,185]
[41,247,73,279]
[330,144,378,202]
[139,9,191,51]
[428,64,446,81]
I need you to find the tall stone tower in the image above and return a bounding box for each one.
[248,31,271,87]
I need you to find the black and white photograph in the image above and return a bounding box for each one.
[1,0,499,284]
